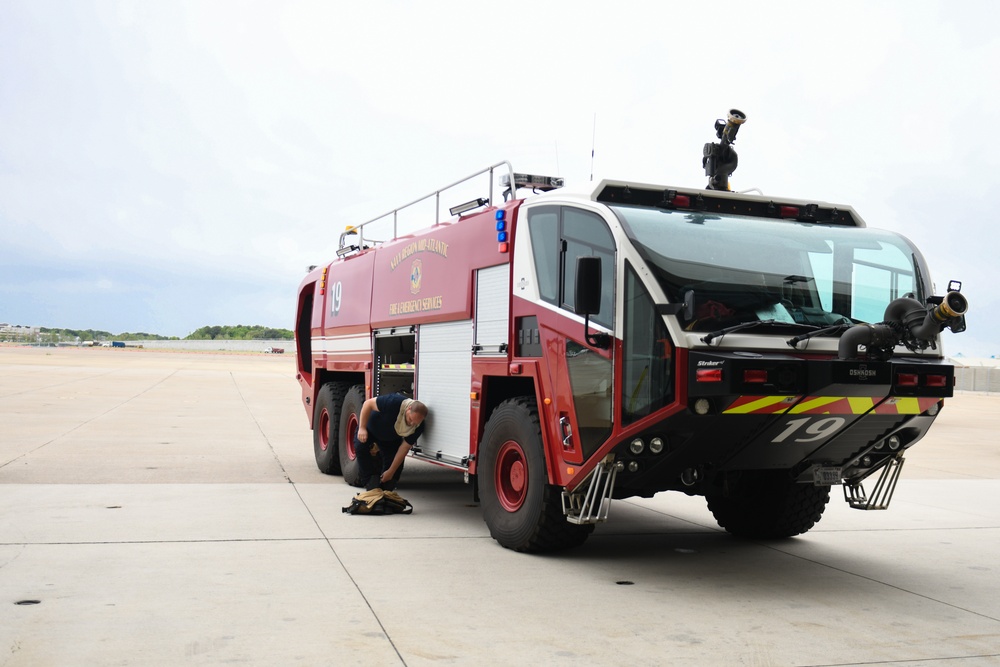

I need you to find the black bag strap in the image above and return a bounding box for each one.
[382,490,413,515]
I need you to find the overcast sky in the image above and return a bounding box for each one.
[1,1,997,355]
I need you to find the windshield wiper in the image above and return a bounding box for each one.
[786,322,853,349]
[701,319,777,345]
[701,319,838,345]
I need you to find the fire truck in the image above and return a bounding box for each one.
[294,110,968,552]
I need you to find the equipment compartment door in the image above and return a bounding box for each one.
[474,264,510,354]
[414,320,473,467]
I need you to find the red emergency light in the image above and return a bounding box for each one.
[696,368,723,382]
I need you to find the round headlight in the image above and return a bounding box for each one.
[629,438,645,455]
[627,461,640,473]
[694,399,711,415]
[649,437,665,454]
[887,435,901,451]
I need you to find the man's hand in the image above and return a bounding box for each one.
[380,468,395,483]
[357,398,378,445]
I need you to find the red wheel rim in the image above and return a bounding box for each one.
[346,413,358,460]
[319,410,330,452]
[495,440,528,512]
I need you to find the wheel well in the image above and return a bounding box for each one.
[312,370,365,426]
[468,375,536,502]
[295,286,314,376]
[481,376,536,424]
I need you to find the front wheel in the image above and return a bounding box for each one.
[707,470,830,539]
[479,397,592,552]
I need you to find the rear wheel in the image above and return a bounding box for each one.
[339,385,366,487]
[312,382,350,475]
[479,397,592,552]
[707,470,830,538]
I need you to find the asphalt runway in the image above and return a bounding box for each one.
[1,346,998,666]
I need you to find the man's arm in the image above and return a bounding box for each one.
[357,397,379,443]
[381,442,411,483]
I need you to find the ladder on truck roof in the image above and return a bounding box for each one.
[336,161,563,255]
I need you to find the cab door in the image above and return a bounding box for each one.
[514,204,616,462]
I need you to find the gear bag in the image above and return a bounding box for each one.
[381,490,413,514]
[342,488,413,515]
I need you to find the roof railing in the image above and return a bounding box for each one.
[338,160,516,252]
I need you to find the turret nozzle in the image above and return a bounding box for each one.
[705,108,747,190]
[931,290,968,322]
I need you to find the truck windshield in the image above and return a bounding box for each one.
[611,205,923,332]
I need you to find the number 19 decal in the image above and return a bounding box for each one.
[772,417,846,443]
[331,281,343,316]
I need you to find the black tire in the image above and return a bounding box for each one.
[479,397,593,552]
[339,385,366,487]
[312,382,350,475]
[707,470,830,539]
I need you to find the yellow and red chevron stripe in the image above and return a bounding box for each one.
[723,395,940,415]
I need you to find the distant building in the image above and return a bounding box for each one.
[0,323,40,337]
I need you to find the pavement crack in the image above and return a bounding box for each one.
[230,372,292,483]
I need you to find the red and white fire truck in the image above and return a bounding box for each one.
[295,111,967,552]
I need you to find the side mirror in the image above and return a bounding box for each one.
[575,256,602,315]
[574,256,610,348]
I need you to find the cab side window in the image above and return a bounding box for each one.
[528,206,615,329]
[527,207,560,304]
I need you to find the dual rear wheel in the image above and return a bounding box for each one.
[312,382,364,487]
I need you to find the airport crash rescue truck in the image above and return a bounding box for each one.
[295,112,968,552]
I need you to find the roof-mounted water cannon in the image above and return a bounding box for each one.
[703,109,747,191]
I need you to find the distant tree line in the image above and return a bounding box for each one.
[36,328,178,342]
[185,325,293,340]
[28,325,293,343]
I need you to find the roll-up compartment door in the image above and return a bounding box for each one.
[414,320,473,467]
[474,264,509,355]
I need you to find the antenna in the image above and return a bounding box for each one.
[590,113,597,182]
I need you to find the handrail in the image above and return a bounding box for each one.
[338,160,515,250]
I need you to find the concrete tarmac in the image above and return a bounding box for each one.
[1,346,998,666]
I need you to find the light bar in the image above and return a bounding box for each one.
[500,173,565,192]
[449,197,490,217]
